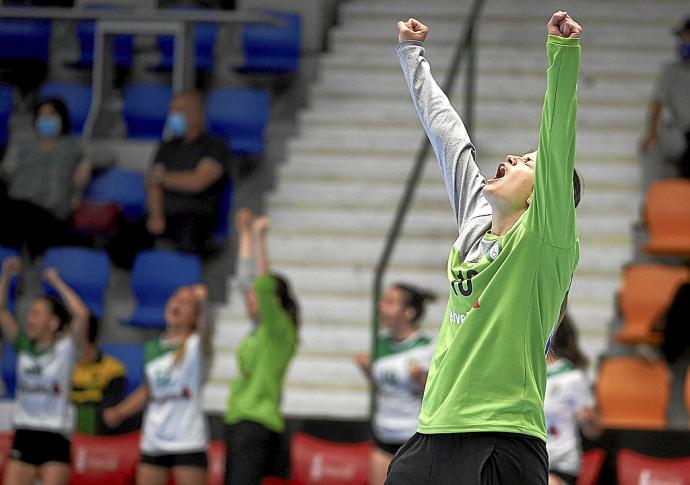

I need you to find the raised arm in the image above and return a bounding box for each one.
[396,18,489,230]
[253,217,270,276]
[43,268,90,351]
[0,257,21,343]
[526,12,582,246]
[235,208,256,294]
[191,284,212,356]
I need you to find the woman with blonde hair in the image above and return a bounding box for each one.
[104,284,211,485]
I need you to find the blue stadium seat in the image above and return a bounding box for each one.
[42,247,110,319]
[206,88,270,156]
[0,84,13,147]
[0,247,18,317]
[238,11,301,74]
[84,168,146,221]
[100,343,143,396]
[69,10,133,70]
[0,17,51,63]
[1,343,16,398]
[123,84,172,140]
[214,179,234,244]
[155,20,218,72]
[38,82,92,135]
[127,250,202,329]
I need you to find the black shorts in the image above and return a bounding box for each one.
[372,434,405,456]
[549,469,577,485]
[140,451,208,469]
[11,428,71,466]
[385,432,548,485]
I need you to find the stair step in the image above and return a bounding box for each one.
[301,97,647,129]
[313,69,656,105]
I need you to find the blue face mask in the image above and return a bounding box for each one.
[680,43,690,61]
[35,115,61,138]
[165,111,188,138]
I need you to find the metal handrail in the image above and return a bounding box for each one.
[0,6,279,25]
[369,0,487,374]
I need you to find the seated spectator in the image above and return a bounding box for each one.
[146,90,231,256]
[639,17,690,188]
[0,97,91,258]
[71,315,128,435]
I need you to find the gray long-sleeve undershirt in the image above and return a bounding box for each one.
[397,40,492,263]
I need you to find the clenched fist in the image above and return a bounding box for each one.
[547,11,582,38]
[396,18,429,43]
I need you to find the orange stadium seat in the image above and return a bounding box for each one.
[642,178,690,257]
[617,449,690,485]
[615,264,690,345]
[0,431,13,485]
[576,448,606,485]
[291,432,370,485]
[69,432,140,485]
[596,356,670,430]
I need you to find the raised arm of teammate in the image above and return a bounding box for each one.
[0,257,21,343]
[42,268,90,351]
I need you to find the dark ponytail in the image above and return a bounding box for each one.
[271,273,300,328]
[550,314,588,369]
[38,295,70,332]
[393,283,437,325]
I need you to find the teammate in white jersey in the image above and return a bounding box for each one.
[355,283,436,485]
[0,257,89,485]
[545,316,600,485]
[104,284,211,485]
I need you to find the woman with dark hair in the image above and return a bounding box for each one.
[354,283,436,485]
[0,97,91,258]
[0,257,89,485]
[224,209,299,485]
[545,315,601,485]
[103,284,211,485]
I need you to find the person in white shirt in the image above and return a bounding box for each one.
[104,284,211,485]
[545,315,601,485]
[0,258,89,485]
[355,283,436,485]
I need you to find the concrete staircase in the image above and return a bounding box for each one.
[203,0,688,419]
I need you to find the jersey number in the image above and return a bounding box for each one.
[452,270,478,297]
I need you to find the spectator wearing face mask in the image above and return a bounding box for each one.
[146,90,232,256]
[0,97,91,259]
[640,17,690,186]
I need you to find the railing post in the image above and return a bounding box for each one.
[464,23,476,136]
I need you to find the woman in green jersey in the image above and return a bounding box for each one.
[386,12,583,484]
[0,258,89,485]
[224,209,299,485]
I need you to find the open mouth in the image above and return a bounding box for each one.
[495,163,506,178]
[488,163,506,182]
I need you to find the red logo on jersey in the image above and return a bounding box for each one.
[472,301,480,309]
[182,387,191,399]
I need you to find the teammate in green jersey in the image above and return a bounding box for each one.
[386,11,583,484]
